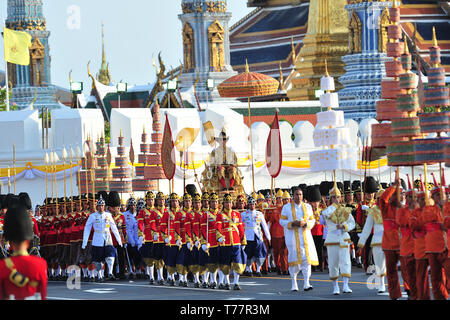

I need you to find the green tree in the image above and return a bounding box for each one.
[0,88,18,111]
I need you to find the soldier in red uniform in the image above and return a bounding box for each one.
[0,204,48,299]
[266,190,287,275]
[174,193,194,287]
[190,192,204,287]
[216,193,247,290]
[160,193,180,286]
[138,191,156,284]
[149,191,167,284]
[200,192,220,288]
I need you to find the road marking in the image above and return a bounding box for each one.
[240,281,268,286]
[84,288,117,294]
[223,297,254,300]
[47,297,83,300]
[91,281,231,293]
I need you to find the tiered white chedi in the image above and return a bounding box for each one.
[310,71,357,172]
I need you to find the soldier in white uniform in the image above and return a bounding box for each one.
[321,182,356,295]
[82,196,123,282]
[123,197,142,279]
[241,197,271,277]
[357,188,387,293]
[280,187,318,292]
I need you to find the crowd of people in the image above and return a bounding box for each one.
[0,175,449,300]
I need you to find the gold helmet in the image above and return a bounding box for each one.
[283,191,291,199]
[192,193,201,202]
[183,193,192,201]
[223,193,233,202]
[209,192,219,201]
[169,193,179,201]
[201,192,210,201]
[329,181,342,197]
[276,189,284,198]
[145,191,155,200]
[156,191,165,200]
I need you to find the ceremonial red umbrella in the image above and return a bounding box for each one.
[218,61,279,193]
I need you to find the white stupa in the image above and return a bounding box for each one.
[310,62,357,172]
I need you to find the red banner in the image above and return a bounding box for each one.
[162,113,176,180]
[265,111,282,178]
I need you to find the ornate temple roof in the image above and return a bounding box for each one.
[230,2,308,80]
[230,0,450,88]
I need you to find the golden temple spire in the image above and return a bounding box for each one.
[291,36,296,66]
[324,59,329,77]
[245,59,250,73]
[432,26,438,47]
[279,62,285,91]
[97,21,112,85]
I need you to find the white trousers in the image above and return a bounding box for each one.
[327,245,351,279]
[372,246,386,277]
[289,245,311,289]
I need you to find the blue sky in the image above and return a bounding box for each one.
[1,0,252,93]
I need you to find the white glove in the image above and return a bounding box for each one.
[82,245,86,250]
[195,240,200,248]
[362,205,369,210]
[242,245,246,251]
[218,237,224,243]
[176,239,181,247]
[138,236,144,243]
[153,234,158,241]
[202,244,208,252]
[164,237,170,244]
[124,243,128,249]
[187,242,191,250]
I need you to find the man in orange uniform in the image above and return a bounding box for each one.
[149,191,167,285]
[0,204,48,300]
[443,198,450,291]
[200,192,220,289]
[216,193,247,290]
[160,193,179,286]
[379,180,402,300]
[138,191,156,284]
[395,186,417,300]
[268,190,288,275]
[419,188,448,300]
[409,189,431,300]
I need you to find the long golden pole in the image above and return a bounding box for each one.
[13,144,16,193]
[70,150,74,212]
[54,152,58,210]
[45,153,48,201]
[248,97,255,194]
[411,166,415,202]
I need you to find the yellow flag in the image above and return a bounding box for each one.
[202,121,215,147]
[3,27,32,66]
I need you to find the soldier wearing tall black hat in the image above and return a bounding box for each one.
[109,191,127,280]
[307,185,325,272]
[356,176,379,273]
[0,204,48,299]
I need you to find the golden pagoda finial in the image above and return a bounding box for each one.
[245,59,250,73]
[403,35,409,54]
[432,26,438,47]
[291,36,296,66]
[143,125,146,134]
[324,59,329,77]
[393,0,398,8]
[279,62,285,91]
[120,129,123,138]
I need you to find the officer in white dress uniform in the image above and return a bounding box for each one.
[321,182,355,295]
[241,197,271,276]
[280,187,318,292]
[123,197,142,278]
[82,196,123,282]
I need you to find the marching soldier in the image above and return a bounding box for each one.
[200,192,220,288]
[149,191,167,285]
[110,192,127,280]
[138,191,156,284]
[306,185,325,273]
[160,193,180,286]
[396,182,418,300]
[216,193,247,290]
[0,204,48,300]
[174,193,194,287]
[192,193,209,288]
[241,197,270,277]
[357,188,387,294]
[81,196,123,282]
[379,179,403,300]
[268,189,288,275]
[321,182,355,295]
[420,187,448,300]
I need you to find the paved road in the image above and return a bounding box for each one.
[47,266,407,301]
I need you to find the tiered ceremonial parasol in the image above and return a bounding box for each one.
[218,61,279,193]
